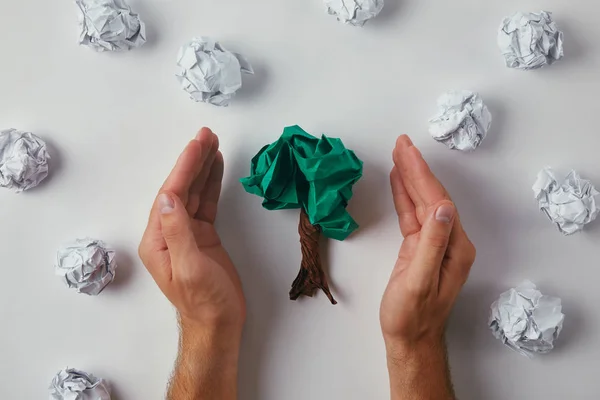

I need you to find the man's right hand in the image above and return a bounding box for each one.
[380,135,476,400]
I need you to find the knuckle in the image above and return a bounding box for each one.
[406,277,433,300]
[467,244,477,264]
[162,227,183,242]
[461,241,476,265]
[409,286,431,304]
[138,241,149,262]
[427,233,450,250]
[453,235,476,264]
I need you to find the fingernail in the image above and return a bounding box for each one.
[435,204,454,223]
[158,193,174,214]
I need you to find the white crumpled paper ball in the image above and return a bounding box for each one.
[55,238,117,296]
[0,128,50,192]
[324,0,384,27]
[428,91,492,152]
[533,167,600,235]
[49,368,111,400]
[498,11,564,70]
[489,281,564,357]
[76,0,146,52]
[175,37,254,107]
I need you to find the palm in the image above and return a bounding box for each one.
[190,219,242,297]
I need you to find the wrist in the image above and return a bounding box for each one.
[179,315,242,363]
[168,315,241,400]
[384,336,446,368]
[385,337,455,400]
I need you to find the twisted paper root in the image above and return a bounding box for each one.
[289,208,337,305]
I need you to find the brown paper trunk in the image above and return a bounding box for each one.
[289,208,337,305]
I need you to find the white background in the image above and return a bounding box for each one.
[1,0,599,399]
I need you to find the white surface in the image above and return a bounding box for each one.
[1,0,599,399]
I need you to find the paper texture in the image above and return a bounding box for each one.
[76,0,146,52]
[50,368,111,400]
[240,125,363,240]
[55,238,117,296]
[324,0,384,26]
[498,11,564,70]
[176,37,254,107]
[489,280,564,357]
[533,167,600,235]
[0,128,50,192]
[429,91,492,152]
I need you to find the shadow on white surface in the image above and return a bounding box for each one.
[429,153,519,399]
[347,160,390,234]
[217,154,282,400]
[37,133,64,191]
[372,0,404,26]
[447,282,498,400]
[109,247,137,291]
[236,60,271,106]
[481,96,507,152]
[427,157,518,275]
[109,384,126,400]
[130,0,162,51]
[555,18,587,68]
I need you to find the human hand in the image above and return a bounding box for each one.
[380,135,475,354]
[139,128,246,336]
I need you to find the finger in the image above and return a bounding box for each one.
[162,128,216,205]
[196,151,224,223]
[393,135,425,217]
[393,136,469,248]
[390,166,420,237]
[145,129,216,246]
[403,144,449,207]
[158,191,199,269]
[187,133,219,215]
[408,200,455,291]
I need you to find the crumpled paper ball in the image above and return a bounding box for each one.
[428,91,492,152]
[55,238,117,296]
[533,167,600,235]
[50,368,111,400]
[324,0,384,27]
[489,281,564,357]
[76,0,146,52]
[0,128,50,192]
[498,11,564,70]
[175,37,254,107]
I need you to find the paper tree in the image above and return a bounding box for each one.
[241,125,363,304]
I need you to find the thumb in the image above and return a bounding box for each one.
[158,192,197,258]
[409,200,455,289]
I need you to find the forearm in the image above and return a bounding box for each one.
[168,318,242,400]
[385,339,455,400]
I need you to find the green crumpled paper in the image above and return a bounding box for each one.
[240,125,363,240]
